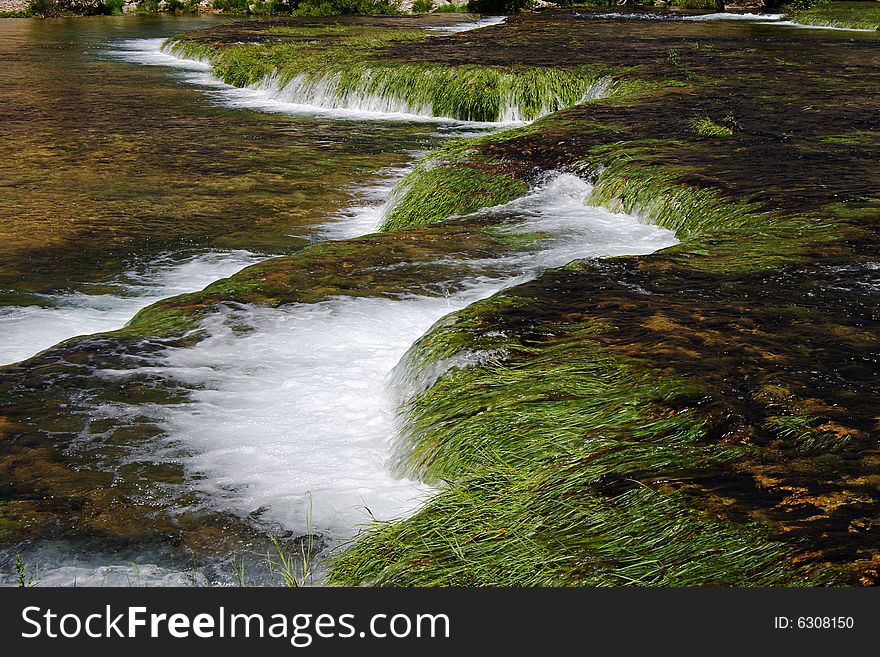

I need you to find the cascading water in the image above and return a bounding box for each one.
[129,37,611,124]
[3,28,678,586]
[0,251,264,367]
[429,16,508,33]
[88,174,677,578]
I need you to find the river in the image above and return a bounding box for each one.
[0,14,678,585]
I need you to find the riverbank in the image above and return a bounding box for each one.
[2,10,879,586]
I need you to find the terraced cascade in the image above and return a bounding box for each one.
[2,8,880,587]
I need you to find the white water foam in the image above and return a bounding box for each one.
[0,250,265,366]
[683,12,785,22]
[95,174,676,553]
[578,11,785,22]
[686,13,877,32]
[579,11,877,32]
[102,39,491,124]
[429,15,507,33]
[762,19,878,33]
[320,164,416,240]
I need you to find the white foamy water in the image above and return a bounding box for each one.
[320,164,416,240]
[765,19,879,33]
[101,39,476,123]
[684,12,877,32]
[95,174,676,554]
[0,250,265,366]
[578,11,785,22]
[684,12,785,22]
[429,15,507,33]
[579,11,877,32]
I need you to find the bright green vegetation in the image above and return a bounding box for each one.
[690,115,733,138]
[786,1,880,30]
[584,158,762,239]
[327,151,858,586]
[666,0,722,9]
[27,0,123,16]
[210,0,400,16]
[166,28,611,122]
[331,320,840,586]
[380,163,526,231]
[137,0,201,13]
[434,1,468,11]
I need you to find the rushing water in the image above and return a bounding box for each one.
[0,250,265,366]
[91,174,676,552]
[0,16,677,585]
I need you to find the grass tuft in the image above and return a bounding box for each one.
[691,115,733,138]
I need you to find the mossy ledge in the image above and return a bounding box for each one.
[327,162,854,587]
[786,2,880,32]
[164,23,613,122]
[378,132,535,231]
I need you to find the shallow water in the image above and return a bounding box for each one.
[0,250,265,366]
[88,174,676,570]
[0,16,680,586]
[0,15,444,363]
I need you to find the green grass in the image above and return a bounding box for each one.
[691,115,733,138]
[380,160,527,231]
[329,319,842,586]
[577,151,847,274]
[667,0,722,9]
[330,481,836,586]
[582,155,762,239]
[786,2,880,31]
[434,1,468,10]
[166,28,611,122]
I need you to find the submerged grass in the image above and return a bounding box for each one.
[333,119,868,585]
[380,160,526,231]
[330,481,834,586]
[12,13,875,586]
[578,153,844,275]
[691,115,733,138]
[329,319,842,586]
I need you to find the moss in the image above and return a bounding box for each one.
[380,162,527,231]
[691,115,733,138]
[582,156,764,239]
[786,2,880,31]
[574,155,849,275]
[820,130,880,146]
[166,25,611,122]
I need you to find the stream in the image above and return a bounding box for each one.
[0,14,677,585]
